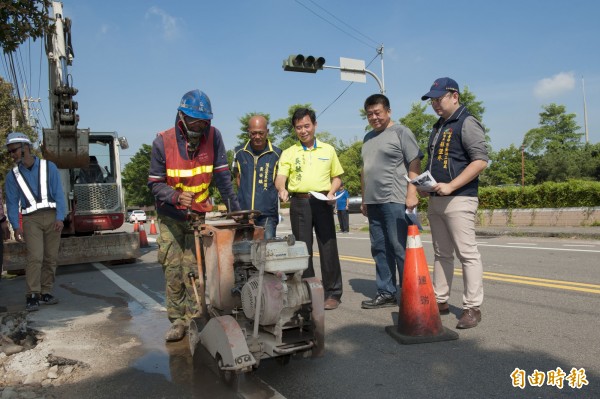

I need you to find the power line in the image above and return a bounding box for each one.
[294,0,377,50]
[305,0,380,47]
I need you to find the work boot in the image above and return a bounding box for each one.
[40,293,59,305]
[165,323,187,342]
[26,294,40,312]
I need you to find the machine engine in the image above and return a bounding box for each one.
[192,217,325,382]
[237,240,311,326]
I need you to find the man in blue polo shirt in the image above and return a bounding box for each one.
[233,115,282,239]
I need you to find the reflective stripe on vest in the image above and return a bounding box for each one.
[12,159,57,214]
[160,127,215,212]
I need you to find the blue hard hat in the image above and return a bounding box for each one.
[177,90,213,120]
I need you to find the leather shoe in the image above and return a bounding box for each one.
[456,308,481,329]
[361,294,397,309]
[438,302,449,315]
[324,298,340,310]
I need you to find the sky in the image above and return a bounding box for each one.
[3,0,600,167]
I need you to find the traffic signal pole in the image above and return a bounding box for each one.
[283,51,385,94]
[322,65,384,94]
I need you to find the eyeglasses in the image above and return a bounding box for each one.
[429,92,453,104]
[7,147,21,155]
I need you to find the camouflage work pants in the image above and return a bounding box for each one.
[157,215,199,324]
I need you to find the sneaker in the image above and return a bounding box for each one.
[361,293,397,309]
[40,293,59,305]
[26,294,40,312]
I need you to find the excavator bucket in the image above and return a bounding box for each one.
[42,127,90,169]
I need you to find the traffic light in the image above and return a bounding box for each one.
[283,54,326,73]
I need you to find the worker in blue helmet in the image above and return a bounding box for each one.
[148,89,240,342]
[177,89,213,151]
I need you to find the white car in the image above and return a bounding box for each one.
[128,210,147,223]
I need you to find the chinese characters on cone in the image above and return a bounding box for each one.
[385,225,459,344]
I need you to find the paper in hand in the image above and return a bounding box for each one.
[309,191,343,201]
[404,171,437,192]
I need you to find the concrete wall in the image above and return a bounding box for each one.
[477,207,600,227]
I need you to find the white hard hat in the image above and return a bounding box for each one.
[6,132,32,147]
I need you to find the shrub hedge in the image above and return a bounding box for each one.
[417,180,600,210]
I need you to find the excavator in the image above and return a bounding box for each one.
[4,1,139,270]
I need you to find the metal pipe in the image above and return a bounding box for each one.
[252,241,267,339]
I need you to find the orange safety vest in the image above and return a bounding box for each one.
[160,127,215,213]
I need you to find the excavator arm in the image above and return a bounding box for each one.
[42,1,89,168]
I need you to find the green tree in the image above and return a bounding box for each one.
[459,86,485,123]
[535,149,584,183]
[337,141,362,195]
[480,144,537,186]
[399,102,438,155]
[578,143,600,180]
[523,103,583,155]
[122,144,154,207]
[235,112,270,147]
[0,0,50,53]
[358,108,371,132]
[0,77,36,187]
[270,103,312,150]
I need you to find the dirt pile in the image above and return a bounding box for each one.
[0,311,88,396]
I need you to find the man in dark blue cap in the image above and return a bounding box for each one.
[419,77,489,329]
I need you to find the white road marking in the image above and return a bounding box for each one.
[93,262,287,398]
[92,262,166,312]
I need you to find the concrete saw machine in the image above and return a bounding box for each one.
[187,210,325,385]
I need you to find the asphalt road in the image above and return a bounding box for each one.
[1,215,598,398]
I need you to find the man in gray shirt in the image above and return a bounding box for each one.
[360,94,423,309]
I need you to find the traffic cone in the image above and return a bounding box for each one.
[385,225,459,344]
[133,220,139,232]
[139,223,149,248]
[149,219,157,235]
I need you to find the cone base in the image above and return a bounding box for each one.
[385,325,459,345]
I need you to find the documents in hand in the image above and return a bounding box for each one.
[405,208,423,231]
[404,171,437,192]
[309,191,344,201]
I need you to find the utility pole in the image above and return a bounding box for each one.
[11,109,18,129]
[582,76,589,144]
[377,44,385,94]
[521,144,525,187]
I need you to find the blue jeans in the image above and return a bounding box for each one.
[256,215,278,240]
[367,203,409,297]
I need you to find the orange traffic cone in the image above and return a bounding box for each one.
[385,225,459,344]
[139,223,149,248]
[133,220,139,232]
[149,219,157,235]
